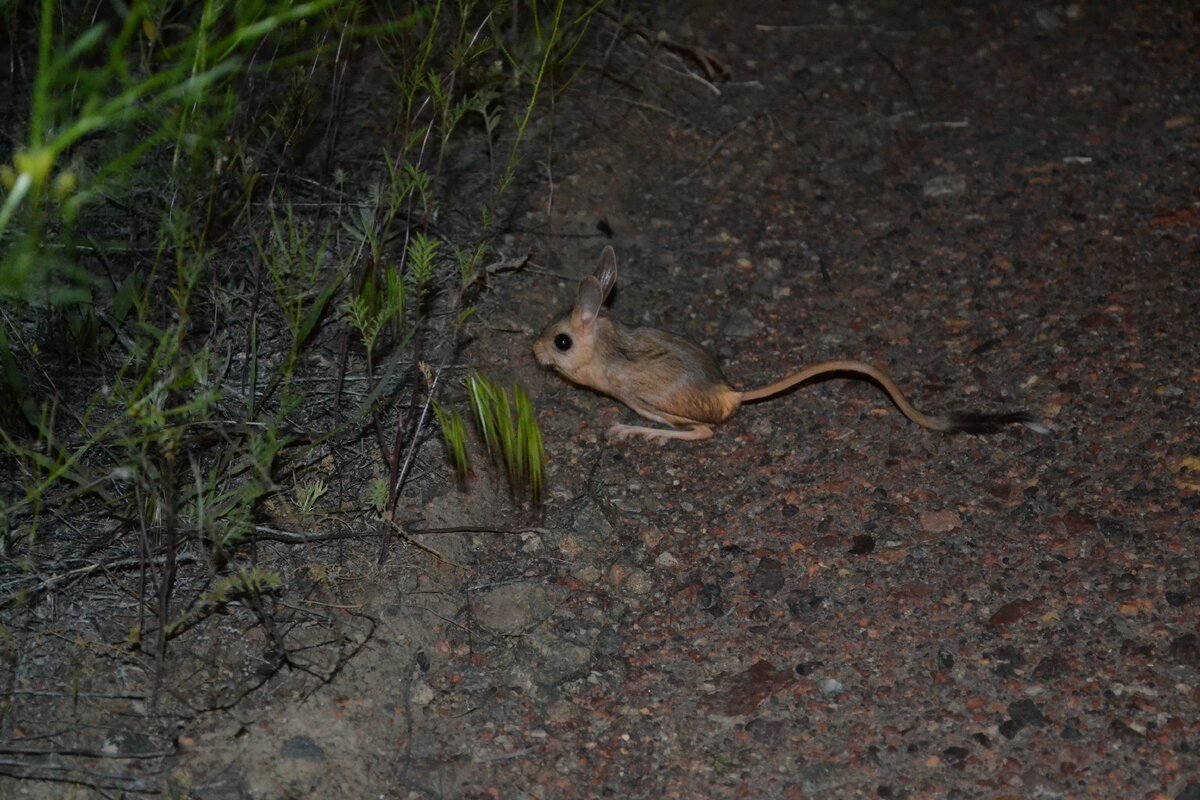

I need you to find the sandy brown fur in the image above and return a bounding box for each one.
[533,246,1047,441]
[600,322,739,425]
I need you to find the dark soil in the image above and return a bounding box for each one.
[4,1,1199,798]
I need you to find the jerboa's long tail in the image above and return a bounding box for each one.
[739,359,1049,434]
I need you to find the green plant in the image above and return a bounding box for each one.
[337,0,604,540]
[0,0,337,303]
[0,0,351,701]
[433,401,470,484]
[439,373,543,502]
[253,202,347,418]
[0,0,601,732]
[491,0,605,199]
[293,477,329,517]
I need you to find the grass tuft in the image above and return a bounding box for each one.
[460,373,544,502]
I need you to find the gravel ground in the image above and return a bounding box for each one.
[473,1,1199,797]
[5,2,1198,798]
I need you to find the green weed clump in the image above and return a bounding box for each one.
[0,0,602,708]
[435,373,544,502]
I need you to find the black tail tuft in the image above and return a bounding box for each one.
[944,411,1049,435]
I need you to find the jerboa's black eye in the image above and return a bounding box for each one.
[554,333,572,352]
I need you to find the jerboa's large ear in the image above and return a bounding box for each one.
[594,246,618,303]
[571,276,604,328]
